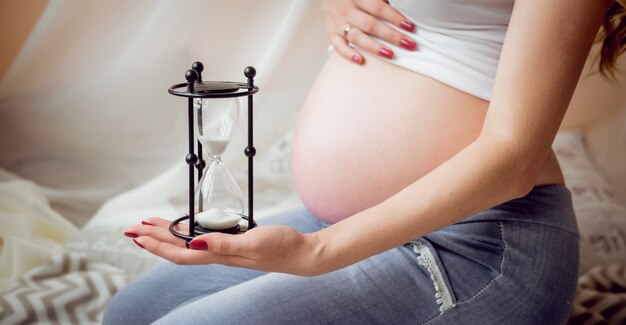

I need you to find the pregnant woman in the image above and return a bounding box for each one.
[105,0,625,324]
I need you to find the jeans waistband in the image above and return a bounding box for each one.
[460,184,579,235]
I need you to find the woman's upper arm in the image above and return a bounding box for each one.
[481,0,612,176]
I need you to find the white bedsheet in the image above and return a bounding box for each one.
[0,168,77,292]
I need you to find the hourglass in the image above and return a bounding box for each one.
[194,96,244,232]
[168,62,259,246]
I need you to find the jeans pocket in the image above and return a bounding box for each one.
[421,221,506,305]
[409,239,458,314]
[408,220,507,315]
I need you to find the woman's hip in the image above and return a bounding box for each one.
[413,184,579,324]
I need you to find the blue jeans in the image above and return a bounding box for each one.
[103,184,579,324]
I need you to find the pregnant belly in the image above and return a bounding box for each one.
[292,51,490,223]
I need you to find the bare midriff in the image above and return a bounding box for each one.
[291,51,565,223]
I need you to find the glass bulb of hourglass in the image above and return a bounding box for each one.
[194,158,244,229]
[194,97,245,230]
[196,98,239,158]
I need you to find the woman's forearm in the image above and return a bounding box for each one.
[308,133,542,274]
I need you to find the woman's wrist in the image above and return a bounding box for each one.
[301,211,377,276]
[301,231,331,276]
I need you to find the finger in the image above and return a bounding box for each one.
[135,236,254,268]
[356,0,415,33]
[141,217,171,227]
[190,232,255,257]
[329,33,364,64]
[325,17,364,64]
[135,236,214,265]
[142,217,188,233]
[125,224,187,248]
[349,9,416,52]
[347,26,395,59]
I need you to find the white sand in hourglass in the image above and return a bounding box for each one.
[198,135,230,156]
[196,208,241,229]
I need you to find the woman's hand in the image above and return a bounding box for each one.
[123,217,323,276]
[321,0,417,64]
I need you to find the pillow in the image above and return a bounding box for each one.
[553,130,626,274]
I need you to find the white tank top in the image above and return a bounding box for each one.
[377,0,515,101]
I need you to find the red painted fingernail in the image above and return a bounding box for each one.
[401,20,415,32]
[351,55,361,64]
[124,232,138,238]
[133,238,144,249]
[141,220,155,226]
[379,47,394,59]
[189,240,208,250]
[400,38,417,51]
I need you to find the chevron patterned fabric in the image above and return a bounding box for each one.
[0,251,625,324]
[0,252,128,324]
[567,264,626,324]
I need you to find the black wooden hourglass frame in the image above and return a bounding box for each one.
[167,62,259,247]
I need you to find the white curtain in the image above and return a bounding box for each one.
[0,0,330,225]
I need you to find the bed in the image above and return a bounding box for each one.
[1,1,625,324]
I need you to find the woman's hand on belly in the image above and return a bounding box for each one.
[321,0,417,64]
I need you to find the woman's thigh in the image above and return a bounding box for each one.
[152,191,580,325]
[103,207,324,325]
[149,223,507,325]
[153,244,442,325]
[422,185,580,324]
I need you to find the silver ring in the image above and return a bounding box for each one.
[343,25,354,38]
